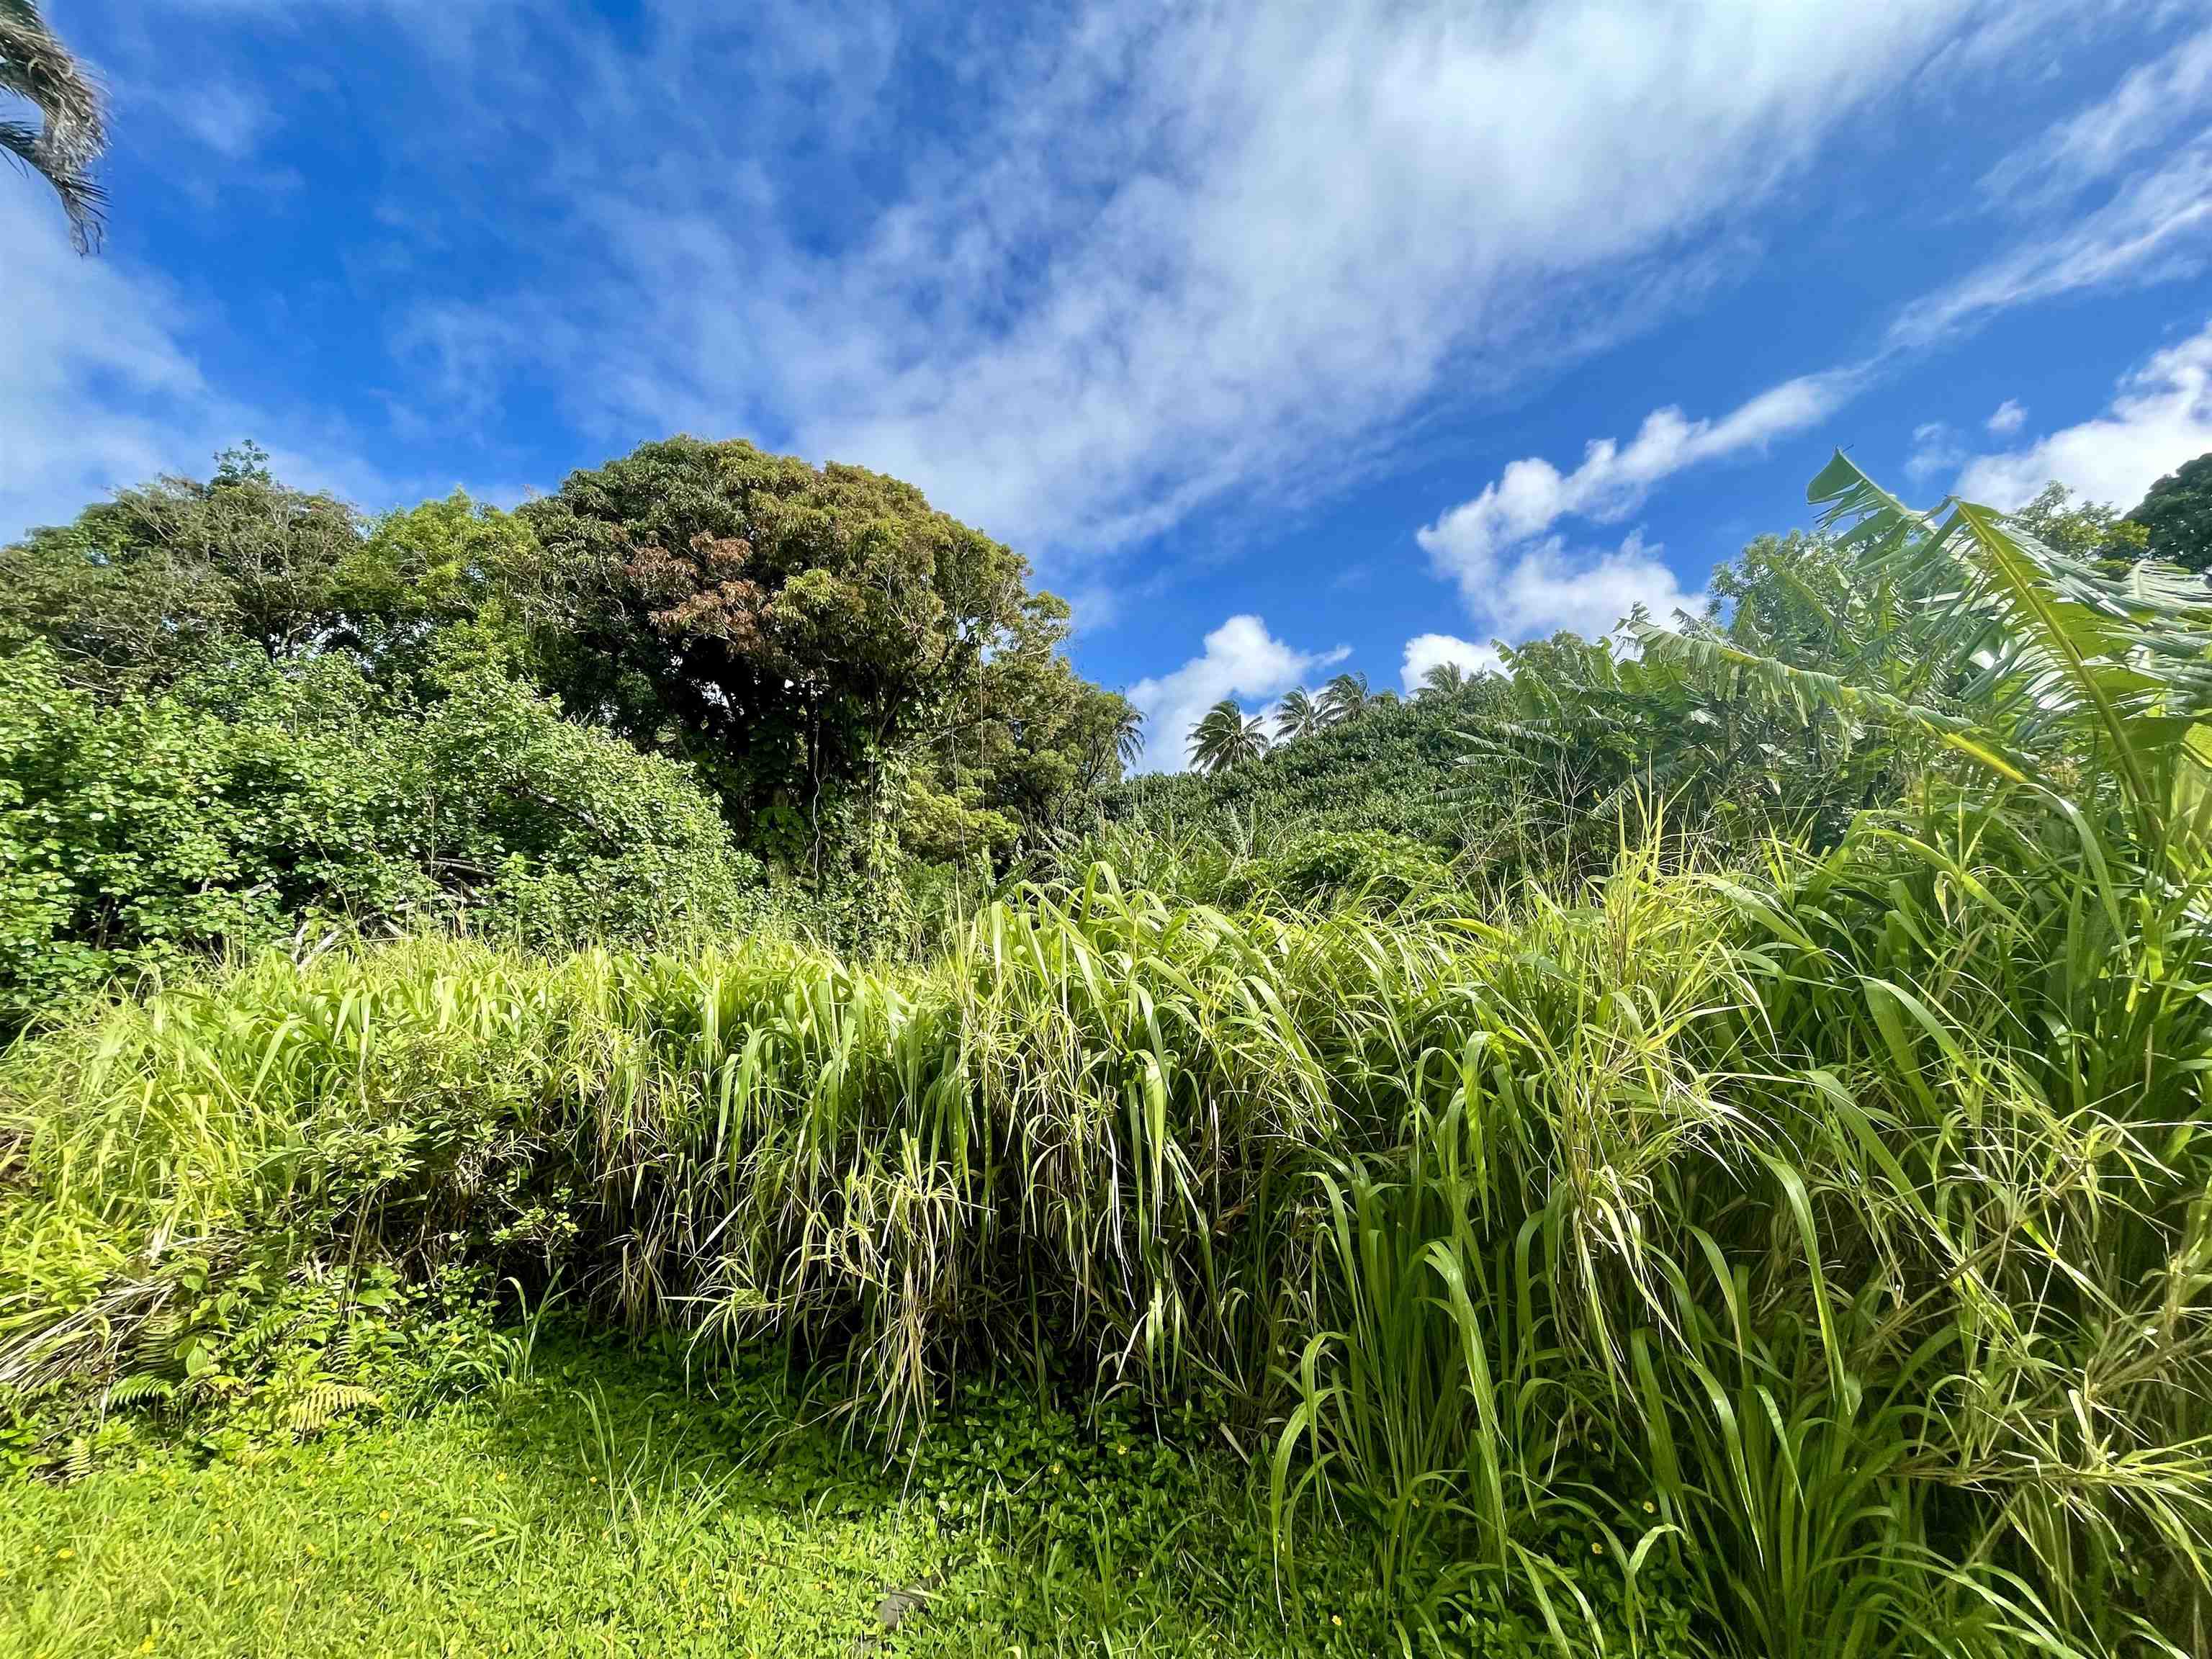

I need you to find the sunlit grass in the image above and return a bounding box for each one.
[0,1338,1390,1659]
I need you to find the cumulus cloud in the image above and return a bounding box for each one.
[1414,373,1835,643]
[1400,632,1505,693]
[1955,320,2212,509]
[1987,398,2028,435]
[1486,531,1709,643]
[1124,615,1346,773]
[1416,373,1853,592]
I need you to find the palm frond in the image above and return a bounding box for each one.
[0,0,108,251]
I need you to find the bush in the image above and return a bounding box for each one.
[0,643,764,1022]
[1238,828,1459,909]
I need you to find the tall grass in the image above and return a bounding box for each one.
[6,797,2207,1654]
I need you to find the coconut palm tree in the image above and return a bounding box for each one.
[1318,671,1371,725]
[1189,698,1269,774]
[1110,702,1145,769]
[1274,687,1324,742]
[2,0,107,252]
[1418,662,1468,698]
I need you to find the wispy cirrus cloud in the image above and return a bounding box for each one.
[333,0,2026,570]
[1889,140,2212,350]
[9,0,2198,615]
[1980,24,2212,207]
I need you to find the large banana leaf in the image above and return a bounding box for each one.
[1642,451,2212,855]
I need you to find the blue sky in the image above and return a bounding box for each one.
[8,1,2212,768]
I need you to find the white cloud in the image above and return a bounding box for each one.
[1418,373,1854,584]
[1401,632,1505,693]
[1907,421,1970,482]
[161,81,276,160]
[1987,398,2028,436]
[1485,531,1709,644]
[0,188,450,535]
[11,0,2184,596]
[1124,614,1346,773]
[1982,26,2212,206]
[1879,25,2212,355]
[1415,372,1842,637]
[0,192,212,533]
[1955,320,2212,509]
[1890,138,2212,349]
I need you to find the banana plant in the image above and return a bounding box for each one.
[1634,451,2212,863]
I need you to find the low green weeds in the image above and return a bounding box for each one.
[0,1335,1420,1658]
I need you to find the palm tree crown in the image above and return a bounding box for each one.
[1318,671,1371,725]
[1189,698,1270,774]
[1274,687,1324,743]
[1418,662,1468,698]
[1,0,107,252]
[1110,703,1145,768]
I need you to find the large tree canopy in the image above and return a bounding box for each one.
[1,446,365,680]
[2125,451,2212,572]
[517,437,1048,862]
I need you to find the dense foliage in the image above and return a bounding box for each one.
[0,641,763,1023]
[6,448,2211,1658]
[516,437,1136,871]
[0,439,1136,1012]
[1112,678,1508,860]
[2126,449,2212,571]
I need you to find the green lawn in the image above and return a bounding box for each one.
[0,1344,1388,1659]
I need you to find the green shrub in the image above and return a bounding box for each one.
[0,643,765,1022]
[1239,827,1459,909]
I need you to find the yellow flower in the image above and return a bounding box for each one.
[55,1549,73,1560]
[1590,1542,1604,1555]
[1331,1615,1343,1627]
[1642,1500,1656,1514]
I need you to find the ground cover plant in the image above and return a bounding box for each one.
[4,454,2211,1656]
[1,1334,1405,1658]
